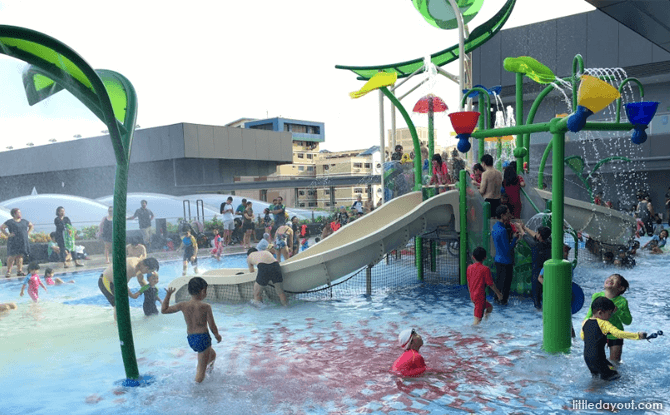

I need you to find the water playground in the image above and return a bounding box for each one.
[1,0,668,413]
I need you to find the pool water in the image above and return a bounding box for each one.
[1,248,668,414]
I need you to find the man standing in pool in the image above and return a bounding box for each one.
[247,247,288,306]
[98,257,160,320]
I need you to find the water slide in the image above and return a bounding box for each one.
[534,188,636,246]
[168,190,460,303]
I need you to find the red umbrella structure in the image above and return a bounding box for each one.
[413,94,448,163]
[413,94,448,113]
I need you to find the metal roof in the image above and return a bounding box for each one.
[584,0,670,53]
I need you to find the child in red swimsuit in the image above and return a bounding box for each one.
[391,328,426,377]
[467,247,503,325]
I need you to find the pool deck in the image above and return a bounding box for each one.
[2,244,250,281]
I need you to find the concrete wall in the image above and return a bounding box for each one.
[0,123,292,201]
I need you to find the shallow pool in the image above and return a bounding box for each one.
[1,249,668,414]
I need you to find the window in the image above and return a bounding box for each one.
[307,190,315,196]
[299,203,306,207]
[297,153,304,159]
[289,123,307,133]
[325,202,330,207]
[308,202,317,207]
[325,190,330,195]
[364,163,371,168]
[307,166,314,171]
[353,163,363,168]
[306,153,313,159]
[299,190,305,196]
[308,126,321,134]
[354,188,363,194]
[298,166,305,171]
[323,165,329,171]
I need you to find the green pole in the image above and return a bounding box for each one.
[416,236,423,281]
[478,98,486,160]
[459,170,468,285]
[430,239,437,272]
[524,84,555,173]
[537,139,552,190]
[111,163,138,379]
[428,100,434,164]
[495,138,503,170]
[482,201,491,253]
[380,87,422,191]
[515,72,524,174]
[542,125,572,354]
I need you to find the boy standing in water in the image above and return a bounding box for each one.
[467,247,503,324]
[162,277,221,383]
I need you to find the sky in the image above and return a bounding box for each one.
[0,0,594,153]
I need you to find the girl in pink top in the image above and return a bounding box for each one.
[502,162,526,219]
[44,267,73,285]
[430,154,451,190]
[19,262,47,302]
[210,228,224,260]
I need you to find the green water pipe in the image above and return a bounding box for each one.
[616,78,645,123]
[515,72,524,174]
[461,87,491,163]
[459,170,467,285]
[416,236,423,281]
[430,240,437,272]
[538,140,552,190]
[428,99,434,168]
[523,84,557,173]
[543,123,572,354]
[572,55,584,111]
[380,87,422,191]
[482,201,491,253]
[478,98,486,160]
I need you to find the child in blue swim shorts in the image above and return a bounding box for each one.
[162,277,222,383]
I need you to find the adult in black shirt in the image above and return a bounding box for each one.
[1,208,33,277]
[520,224,551,310]
[55,206,83,268]
[127,199,155,247]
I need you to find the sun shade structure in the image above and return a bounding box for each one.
[0,25,145,386]
[412,94,448,113]
[335,0,516,80]
[412,0,484,30]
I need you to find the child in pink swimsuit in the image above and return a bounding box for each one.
[210,228,224,260]
[44,267,74,285]
[20,262,47,302]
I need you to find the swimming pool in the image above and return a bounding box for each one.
[1,249,668,414]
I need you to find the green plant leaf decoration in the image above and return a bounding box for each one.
[503,56,556,84]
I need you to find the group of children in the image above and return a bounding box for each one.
[464,245,647,381]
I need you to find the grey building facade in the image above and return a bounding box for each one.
[471,9,670,213]
[0,122,293,200]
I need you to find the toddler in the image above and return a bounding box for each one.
[44,267,74,285]
[181,228,199,276]
[19,262,47,302]
[210,228,224,261]
[129,272,161,316]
